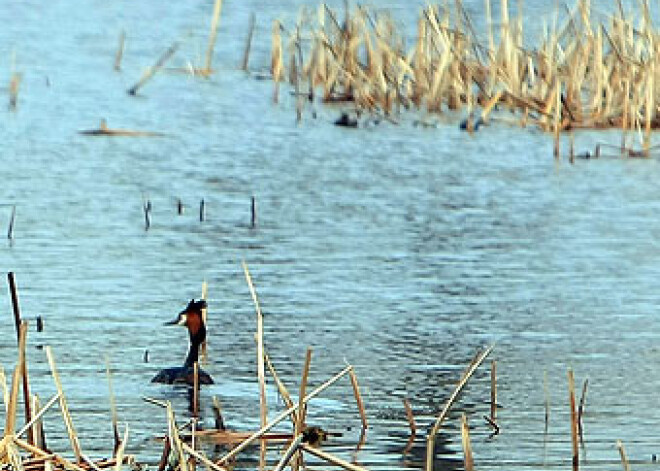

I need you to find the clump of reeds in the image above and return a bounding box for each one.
[272,0,660,154]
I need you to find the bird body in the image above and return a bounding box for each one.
[152,299,214,385]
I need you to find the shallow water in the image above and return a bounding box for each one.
[2,1,660,470]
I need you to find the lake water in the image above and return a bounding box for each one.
[2,1,660,471]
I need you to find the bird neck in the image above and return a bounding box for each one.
[183,324,206,368]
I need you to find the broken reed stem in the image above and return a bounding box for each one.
[425,345,494,471]
[568,369,579,471]
[403,399,416,435]
[250,196,257,229]
[46,346,83,463]
[616,440,631,471]
[9,73,20,110]
[205,0,224,73]
[105,356,121,456]
[242,13,256,71]
[8,205,16,241]
[217,365,353,465]
[460,414,474,471]
[544,370,550,434]
[8,272,22,341]
[490,360,497,422]
[301,444,368,471]
[127,41,179,95]
[577,378,588,442]
[200,281,208,362]
[349,369,368,429]
[273,434,304,471]
[114,31,125,71]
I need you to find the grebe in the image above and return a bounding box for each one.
[151,299,214,385]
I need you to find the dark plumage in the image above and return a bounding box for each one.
[151,299,214,385]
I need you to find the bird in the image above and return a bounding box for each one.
[151,299,214,385]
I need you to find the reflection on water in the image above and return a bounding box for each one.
[2,1,660,470]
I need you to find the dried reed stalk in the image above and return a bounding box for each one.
[45,346,83,463]
[240,261,267,470]
[0,366,7,415]
[460,414,473,471]
[127,41,179,95]
[293,348,312,471]
[200,281,208,362]
[204,0,224,73]
[577,378,588,442]
[616,440,631,471]
[348,369,368,429]
[104,356,121,456]
[425,345,494,471]
[568,369,579,471]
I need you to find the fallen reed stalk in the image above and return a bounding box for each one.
[300,444,367,471]
[127,41,179,95]
[425,345,494,471]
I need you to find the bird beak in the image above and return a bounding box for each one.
[164,313,187,326]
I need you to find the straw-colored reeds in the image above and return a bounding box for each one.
[271,0,660,146]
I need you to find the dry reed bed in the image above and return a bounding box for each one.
[272,0,660,154]
[0,267,500,471]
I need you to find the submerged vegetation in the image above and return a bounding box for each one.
[272,0,660,155]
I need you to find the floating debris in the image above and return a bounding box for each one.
[79,120,165,137]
